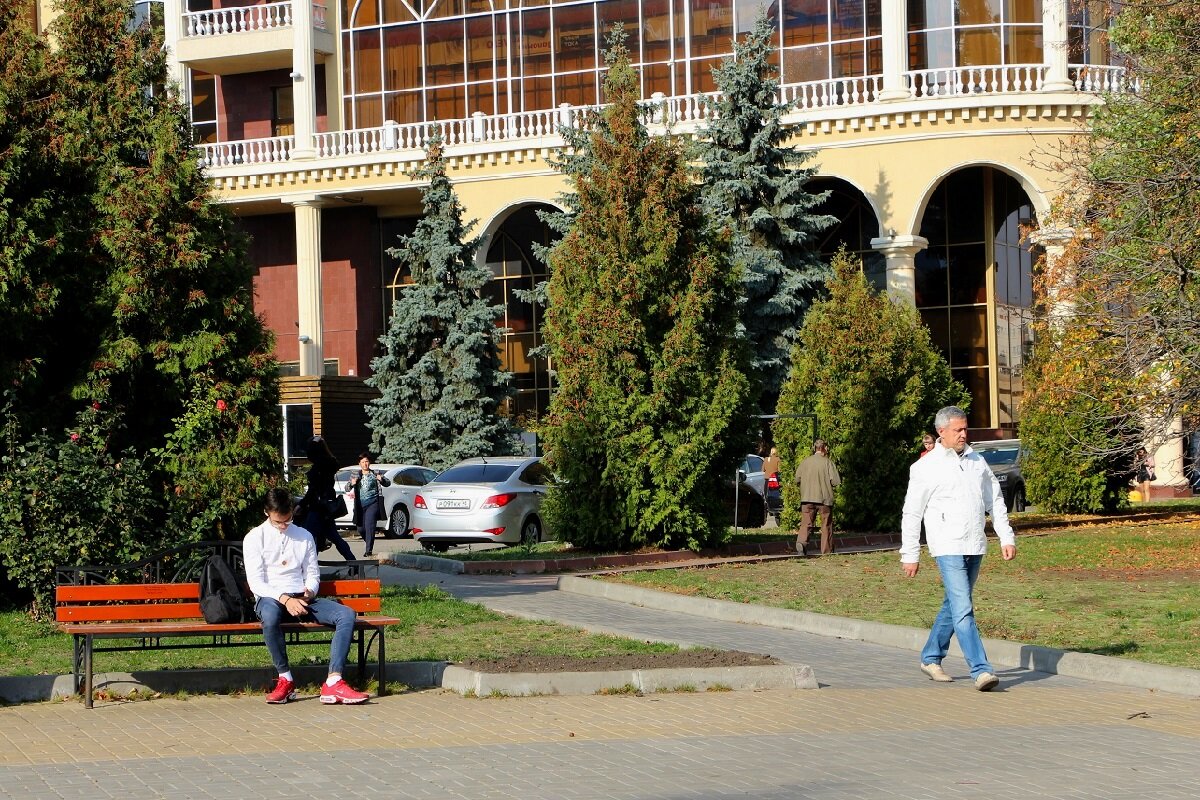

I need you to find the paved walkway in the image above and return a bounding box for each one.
[2,565,1199,799]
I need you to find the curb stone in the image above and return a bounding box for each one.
[557,575,1200,698]
[440,663,817,697]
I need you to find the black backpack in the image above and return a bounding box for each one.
[198,554,255,624]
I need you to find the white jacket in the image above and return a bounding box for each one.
[900,443,1015,562]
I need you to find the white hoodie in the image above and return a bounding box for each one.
[899,443,1015,562]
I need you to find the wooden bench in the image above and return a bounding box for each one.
[56,576,401,708]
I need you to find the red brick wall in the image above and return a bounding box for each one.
[216,65,328,141]
[241,208,382,376]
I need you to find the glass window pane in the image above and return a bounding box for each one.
[426,84,465,118]
[558,69,599,106]
[355,95,383,127]
[1006,0,1040,24]
[467,17,503,81]
[467,81,497,115]
[353,29,383,93]
[426,0,464,19]
[521,10,553,76]
[381,0,415,23]
[384,25,422,89]
[425,20,465,85]
[949,307,989,367]
[947,244,988,304]
[958,26,1001,65]
[348,0,380,26]
[909,28,953,70]
[385,90,422,123]
[642,0,673,60]
[1005,25,1041,62]
[690,56,722,92]
[691,0,733,56]
[783,0,829,46]
[915,249,949,307]
[597,0,641,55]
[920,308,950,356]
[522,75,553,111]
[908,0,952,30]
[782,44,830,82]
[957,0,1001,26]
[555,4,597,71]
[831,41,863,77]
[830,0,864,38]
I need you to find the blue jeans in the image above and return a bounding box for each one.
[255,596,356,677]
[921,554,993,678]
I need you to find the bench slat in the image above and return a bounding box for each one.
[58,603,204,622]
[59,617,403,637]
[56,584,200,602]
[318,579,380,596]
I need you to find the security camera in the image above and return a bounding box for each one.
[289,70,303,80]
[298,335,311,344]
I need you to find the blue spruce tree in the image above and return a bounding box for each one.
[696,14,833,410]
[367,135,521,468]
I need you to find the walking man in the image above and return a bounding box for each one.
[794,439,840,556]
[900,406,1016,691]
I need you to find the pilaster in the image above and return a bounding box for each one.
[870,234,929,306]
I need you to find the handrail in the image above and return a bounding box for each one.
[907,64,1047,97]
[199,135,295,168]
[183,1,328,37]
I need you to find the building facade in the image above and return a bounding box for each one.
[126,1,1174,472]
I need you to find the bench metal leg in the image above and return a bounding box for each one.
[357,627,366,680]
[377,629,387,696]
[84,634,94,710]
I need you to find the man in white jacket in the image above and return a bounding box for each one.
[900,406,1017,691]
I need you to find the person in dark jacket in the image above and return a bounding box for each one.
[300,436,355,561]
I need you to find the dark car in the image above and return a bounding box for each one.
[973,439,1026,512]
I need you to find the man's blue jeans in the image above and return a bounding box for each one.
[256,597,356,676]
[921,554,993,678]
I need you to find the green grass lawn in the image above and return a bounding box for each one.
[607,520,1200,669]
[0,584,679,678]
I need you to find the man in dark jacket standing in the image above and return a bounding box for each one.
[794,439,841,556]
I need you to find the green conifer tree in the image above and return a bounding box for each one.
[0,0,281,610]
[696,13,832,410]
[367,136,521,469]
[775,252,968,532]
[540,28,753,551]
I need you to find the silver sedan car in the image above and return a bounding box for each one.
[410,456,552,551]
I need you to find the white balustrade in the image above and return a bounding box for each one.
[184,2,327,36]
[198,135,295,167]
[198,66,1135,168]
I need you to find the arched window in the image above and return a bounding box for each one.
[806,177,885,290]
[916,166,1038,432]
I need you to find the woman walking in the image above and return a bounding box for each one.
[349,452,389,558]
[300,436,356,561]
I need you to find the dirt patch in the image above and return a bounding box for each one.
[458,649,780,674]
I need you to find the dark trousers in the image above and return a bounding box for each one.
[358,500,382,555]
[798,502,834,555]
[303,510,355,561]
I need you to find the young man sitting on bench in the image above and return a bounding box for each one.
[244,488,370,705]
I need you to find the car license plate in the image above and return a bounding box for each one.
[436,499,471,509]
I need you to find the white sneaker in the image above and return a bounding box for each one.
[974,672,999,692]
[920,663,953,682]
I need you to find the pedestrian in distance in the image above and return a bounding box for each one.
[793,439,840,556]
[919,433,936,458]
[243,488,369,705]
[1133,446,1156,502]
[299,435,356,561]
[900,406,1016,692]
[349,451,389,558]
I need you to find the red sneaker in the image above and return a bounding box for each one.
[265,677,296,704]
[320,679,369,705]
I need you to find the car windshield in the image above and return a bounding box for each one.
[434,464,520,484]
[977,447,1018,467]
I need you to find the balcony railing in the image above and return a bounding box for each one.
[201,135,295,167]
[198,64,1132,169]
[183,1,327,37]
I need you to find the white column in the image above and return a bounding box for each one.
[878,1,911,101]
[162,0,186,92]
[870,234,928,306]
[293,198,325,376]
[291,0,318,159]
[1041,0,1073,91]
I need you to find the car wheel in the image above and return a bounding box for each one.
[389,505,409,539]
[1012,486,1027,513]
[520,516,542,546]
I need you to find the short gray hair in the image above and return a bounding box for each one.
[933,406,967,432]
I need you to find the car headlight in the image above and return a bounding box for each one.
[996,474,1008,483]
